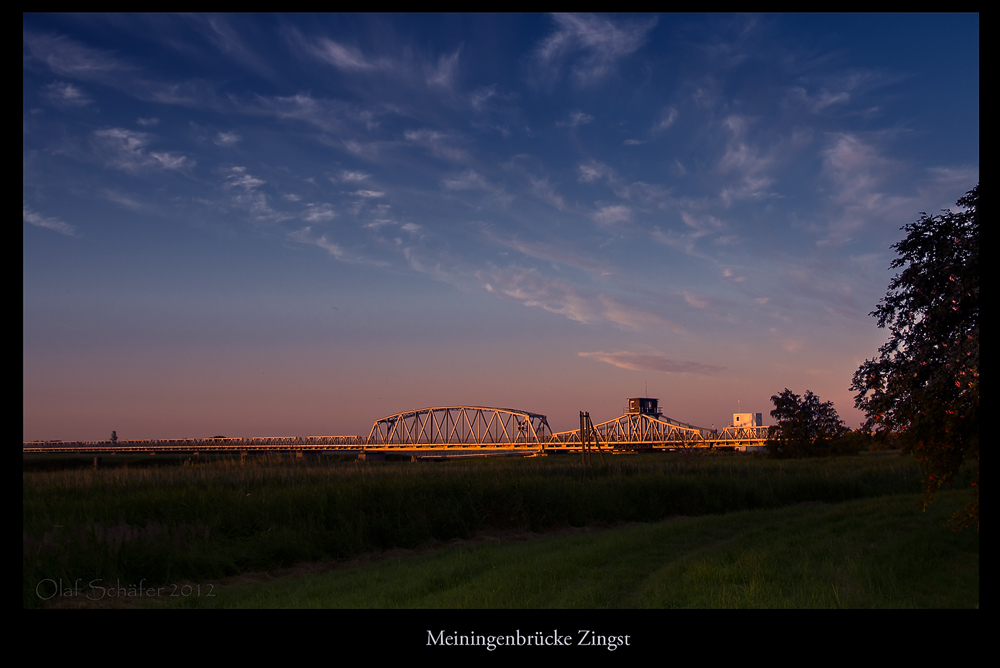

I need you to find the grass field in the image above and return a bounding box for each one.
[162,491,979,609]
[24,451,978,609]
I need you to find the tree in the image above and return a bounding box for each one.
[851,184,978,529]
[766,389,848,458]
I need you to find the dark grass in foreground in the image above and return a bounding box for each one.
[164,491,979,609]
[24,452,969,608]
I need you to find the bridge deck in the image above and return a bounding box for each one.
[24,405,770,454]
[23,439,767,455]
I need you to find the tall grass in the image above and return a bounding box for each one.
[24,452,941,608]
[171,491,977,609]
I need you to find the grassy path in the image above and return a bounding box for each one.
[162,491,977,609]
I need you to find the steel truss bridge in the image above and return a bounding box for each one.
[550,412,768,449]
[367,406,551,446]
[23,405,769,455]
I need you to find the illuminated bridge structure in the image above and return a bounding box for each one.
[715,424,771,444]
[23,399,770,455]
[552,412,713,447]
[549,415,769,449]
[367,406,551,446]
[548,398,769,450]
[22,435,365,454]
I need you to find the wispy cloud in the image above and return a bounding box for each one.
[716,115,774,205]
[253,93,361,136]
[187,14,277,78]
[426,49,460,88]
[405,129,468,163]
[101,189,148,212]
[656,106,678,130]
[528,176,568,211]
[92,128,190,172]
[224,166,264,190]
[469,84,498,111]
[44,81,92,108]
[722,267,748,283]
[338,170,370,182]
[476,265,675,330]
[578,159,611,183]
[479,227,614,277]
[557,110,594,127]
[577,159,663,202]
[783,68,896,115]
[288,226,348,260]
[302,203,336,222]
[23,203,77,236]
[784,86,850,114]
[821,133,891,205]
[24,32,133,81]
[679,290,708,309]
[213,131,241,146]
[302,34,461,90]
[222,166,284,221]
[578,351,724,375]
[592,204,631,226]
[817,132,898,245]
[308,38,390,72]
[533,14,657,86]
[651,211,725,258]
[441,170,507,201]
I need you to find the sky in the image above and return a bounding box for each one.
[23,13,979,441]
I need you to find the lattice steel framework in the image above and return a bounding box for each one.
[715,425,770,442]
[24,408,771,454]
[551,412,715,445]
[366,406,551,445]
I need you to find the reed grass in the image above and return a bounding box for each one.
[167,491,977,609]
[25,452,958,608]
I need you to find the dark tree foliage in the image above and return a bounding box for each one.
[766,389,848,458]
[851,185,979,529]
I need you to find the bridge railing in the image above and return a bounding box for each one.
[23,435,365,451]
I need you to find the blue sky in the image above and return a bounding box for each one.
[23,14,979,440]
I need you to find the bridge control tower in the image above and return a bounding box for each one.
[627,397,662,418]
[732,412,763,427]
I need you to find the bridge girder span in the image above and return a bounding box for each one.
[716,425,771,441]
[596,413,715,444]
[548,412,776,447]
[366,406,552,445]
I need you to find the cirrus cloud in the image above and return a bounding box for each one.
[533,14,658,86]
[23,203,78,237]
[579,350,724,375]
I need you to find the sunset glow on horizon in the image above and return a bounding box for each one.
[23,14,978,441]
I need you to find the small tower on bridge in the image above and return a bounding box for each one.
[627,397,662,418]
[732,412,763,427]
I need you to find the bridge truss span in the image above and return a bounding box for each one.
[550,412,715,447]
[596,412,715,445]
[715,425,770,444]
[366,406,552,446]
[551,414,771,449]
